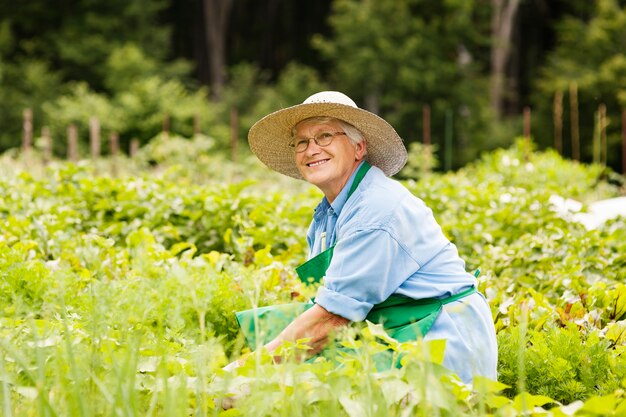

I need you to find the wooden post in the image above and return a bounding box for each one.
[89,116,101,160]
[130,138,139,158]
[523,106,531,161]
[553,91,563,154]
[67,124,78,161]
[592,107,601,164]
[570,82,580,161]
[42,126,52,165]
[162,113,170,139]
[193,113,200,136]
[444,109,453,171]
[109,132,119,157]
[523,106,531,139]
[109,132,119,177]
[599,104,607,166]
[622,109,626,175]
[230,107,238,163]
[422,105,431,146]
[22,108,33,152]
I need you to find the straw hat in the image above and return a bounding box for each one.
[248,91,408,179]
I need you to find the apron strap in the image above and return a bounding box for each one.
[347,161,371,199]
[296,161,371,284]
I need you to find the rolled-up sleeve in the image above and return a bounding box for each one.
[314,228,420,321]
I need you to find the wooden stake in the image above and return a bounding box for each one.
[422,105,431,146]
[569,82,580,161]
[523,106,531,139]
[599,104,607,166]
[230,107,238,163]
[444,109,453,171]
[109,132,119,177]
[553,91,563,154]
[163,113,170,139]
[109,132,119,157]
[22,108,33,152]
[193,113,200,136]
[523,106,531,161]
[592,107,601,164]
[130,138,139,158]
[67,124,78,162]
[622,109,626,175]
[42,126,52,165]
[89,116,101,160]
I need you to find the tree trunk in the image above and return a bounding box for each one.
[364,93,380,115]
[202,0,234,99]
[490,0,521,119]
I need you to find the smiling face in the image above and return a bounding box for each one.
[293,119,367,202]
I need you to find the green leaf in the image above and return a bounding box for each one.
[485,394,511,409]
[380,379,411,405]
[606,321,626,344]
[551,400,584,416]
[339,395,367,417]
[610,285,626,321]
[512,392,557,411]
[218,408,243,417]
[473,376,510,394]
[578,394,617,415]
[364,321,398,347]
[424,339,446,365]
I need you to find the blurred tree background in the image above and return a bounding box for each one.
[0,0,625,171]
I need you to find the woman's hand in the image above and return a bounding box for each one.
[218,304,348,409]
[264,303,349,358]
[222,357,244,372]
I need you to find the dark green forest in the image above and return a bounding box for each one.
[1,0,625,171]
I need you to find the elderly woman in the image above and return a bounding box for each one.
[228,91,497,384]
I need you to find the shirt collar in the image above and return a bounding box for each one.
[312,161,366,220]
[313,198,330,222]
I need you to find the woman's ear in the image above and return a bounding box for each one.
[355,140,367,160]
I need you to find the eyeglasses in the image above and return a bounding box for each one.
[289,131,347,153]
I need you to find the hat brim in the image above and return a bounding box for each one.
[248,102,408,179]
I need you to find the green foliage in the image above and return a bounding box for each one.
[40,44,219,154]
[313,0,503,168]
[105,42,153,88]
[40,82,121,155]
[533,0,626,167]
[3,0,172,87]
[0,0,175,152]
[1,139,626,415]
[0,57,63,150]
[498,326,624,404]
[398,142,439,180]
[222,62,328,138]
[38,58,324,158]
[113,75,212,143]
[0,165,313,265]
[0,19,11,56]
[135,133,219,166]
[0,2,201,154]
[2,0,626,176]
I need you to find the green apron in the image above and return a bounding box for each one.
[235,161,476,351]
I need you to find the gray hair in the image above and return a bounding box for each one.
[292,116,366,147]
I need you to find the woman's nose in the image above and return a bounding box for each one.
[304,139,323,154]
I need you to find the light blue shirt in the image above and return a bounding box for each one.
[307,162,498,383]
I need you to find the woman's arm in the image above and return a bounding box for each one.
[224,304,349,371]
[264,303,350,358]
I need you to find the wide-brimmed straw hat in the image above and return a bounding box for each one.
[248,91,408,179]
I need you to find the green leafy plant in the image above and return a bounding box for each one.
[1,140,625,415]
